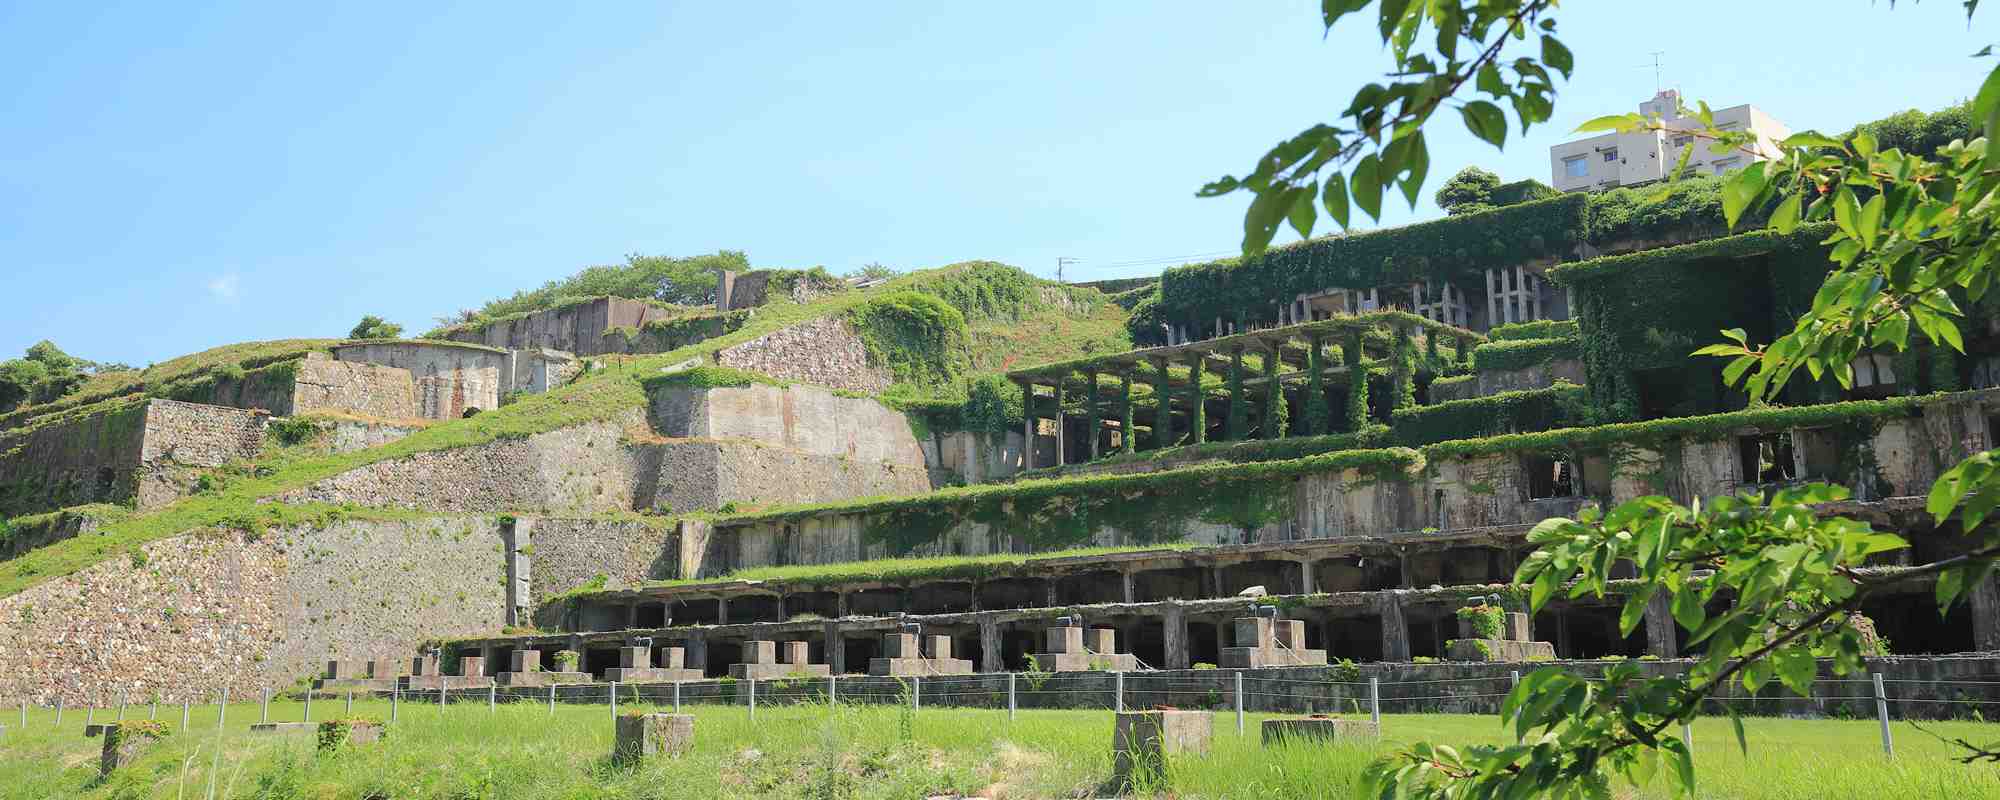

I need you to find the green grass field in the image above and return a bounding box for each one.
[3,698,1997,799]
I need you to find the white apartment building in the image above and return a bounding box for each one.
[1549,89,1790,192]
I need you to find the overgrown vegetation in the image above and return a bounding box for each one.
[429,251,748,334]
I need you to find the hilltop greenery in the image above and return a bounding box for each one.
[434,251,748,332]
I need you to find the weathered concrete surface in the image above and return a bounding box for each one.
[524,517,678,602]
[1446,638,1556,662]
[0,517,507,705]
[1261,717,1380,744]
[439,297,689,356]
[279,415,645,513]
[716,318,892,394]
[0,398,267,516]
[1429,360,1586,402]
[290,355,419,420]
[1113,711,1211,783]
[648,382,926,467]
[613,713,694,762]
[645,439,933,516]
[329,341,510,420]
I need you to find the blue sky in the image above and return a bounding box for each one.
[1,2,1993,367]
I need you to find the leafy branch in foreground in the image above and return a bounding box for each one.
[1201,0,1569,254]
[1362,485,1950,798]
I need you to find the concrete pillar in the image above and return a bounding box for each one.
[715,598,730,625]
[1120,371,1135,455]
[1298,560,1315,595]
[1045,580,1060,608]
[1305,335,1325,436]
[823,621,846,673]
[835,592,850,618]
[1396,553,1410,589]
[1226,347,1245,441]
[1085,369,1100,461]
[1021,381,1037,470]
[685,631,708,676]
[1376,592,1410,662]
[1153,358,1174,450]
[1971,574,2000,652]
[1207,567,1225,599]
[1053,381,1067,467]
[1644,593,1679,658]
[1186,354,1207,444]
[771,596,786,622]
[1121,571,1136,604]
[1162,606,1189,670]
[626,604,640,630]
[979,620,1004,673]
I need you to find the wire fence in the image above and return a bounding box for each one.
[14,668,1999,757]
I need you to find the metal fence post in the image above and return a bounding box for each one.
[610,681,618,721]
[828,674,837,706]
[1234,671,1245,735]
[18,700,24,730]
[116,688,127,721]
[54,697,63,728]
[181,699,190,730]
[1873,673,1894,757]
[260,688,270,723]
[86,703,95,728]
[303,688,312,722]
[149,700,158,720]
[1510,670,1520,690]
[1007,672,1016,721]
[672,681,681,714]
[748,678,757,720]
[216,688,228,731]
[1115,672,1125,713]
[438,681,445,711]
[489,684,496,713]
[345,690,353,715]
[912,676,920,712]
[391,688,399,724]
[1370,677,1381,726]
[548,684,556,715]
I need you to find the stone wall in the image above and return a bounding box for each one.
[291,355,420,420]
[523,517,678,602]
[648,382,927,466]
[0,399,267,516]
[330,341,510,420]
[279,414,647,514]
[716,318,893,394]
[440,297,686,356]
[0,516,506,705]
[1430,359,1587,402]
[645,440,934,516]
[920,430,1025,484]
[324,419,421,454]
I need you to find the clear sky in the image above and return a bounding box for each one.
[1,2,1993,367]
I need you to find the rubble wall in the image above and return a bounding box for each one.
[715,318,892,394]
[330,341,510,419]
[0,516,506,705]
[523,517,678,602]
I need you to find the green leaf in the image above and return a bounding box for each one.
[1377,0,1414,40]
[1619,586,1655,636]
[1460,101,1508,148]
[1540,35,1573,77]
[1833,188,1862,240]
[1857,192,1885,250]
[1399,133,1429,209]
[1285,185,1317,241]
[1322,173,1351,230]
[1671,586,1705,631]
[1974,61,2000,166]
[1241,185,1290,255]
[1780,132,1843,150]
[1351,155,1384,220]
[1573,113,1640,134]
[1722,165,1767,230]
[1729,709,1748,755]
[1770,193,1802,235]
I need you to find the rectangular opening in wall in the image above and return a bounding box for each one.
[1737,431,1796,485]
[1792,427,1842,482]
[1524,455,1575,500]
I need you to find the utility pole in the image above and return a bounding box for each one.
[1056,257,1078,284]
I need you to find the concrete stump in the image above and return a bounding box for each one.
[316,719,386,750]
[1112,711,1211,784]
[99,721,170,777]
[1261,717,1380,745]
[613,713,695,763]
[248,722,318,735]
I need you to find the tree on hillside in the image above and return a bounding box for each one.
[347,315,404,340]
[0,340,102,412]
[846,262,902,283]
[1200,2,2000,795]
[466,251,748,323]
[1434,166,1500,215]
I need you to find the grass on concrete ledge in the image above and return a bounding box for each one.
[2,699,1995,799]
[642,543,1200,590]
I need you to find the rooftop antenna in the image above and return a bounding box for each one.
[1639,51,1666,93]
[1056,257,1078,284]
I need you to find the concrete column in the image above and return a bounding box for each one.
[1377,592,1411,662]
[1162,606,1189,670]
[1207,567,1225,599]
[685,631,709,676]
[1305,335,1325,436]
[1020,381,1037,470]
[1262,344,1284,439]
[1053,381,1067,467]
[1644,593,1679,658]
[771,595,786,623]
[1119,371,1135,455]
[835,592,850,618]
[823,621,846,673]
[626,603,640,630]
[1120,571,1136,604]
[1971,574,2000,652]
[1298,560,1315,595]
[1186,354,1207,444]
[715,598,730,625]
[1085,369,1100,461]
[979,620,1004,674]
[1226,347,1245,441]
[1396,553,1411,589]
[1153,358,1174,450]
[1045,580,1059,608]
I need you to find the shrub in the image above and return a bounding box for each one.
[1455,605,1506,639]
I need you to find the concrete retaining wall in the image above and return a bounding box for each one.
[648,382,926,466]
[439,297,691,356]
[0,399,267,516]
[0,516,507,705]
[1431,359,1586,402]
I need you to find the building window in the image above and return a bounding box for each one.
[1602,148,1619,162]
[1738,432,1797,485]
[1563,155,1588,178]
[1525,455,1576,500]
[1713,157,1740,175]
[1670,133,1693,148]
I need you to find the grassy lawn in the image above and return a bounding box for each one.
[5,698,1996,799]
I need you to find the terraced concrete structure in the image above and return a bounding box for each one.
[5,193,2000,710]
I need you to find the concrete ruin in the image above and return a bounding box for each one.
[1220,616,1328,669]
[1030,625,1139,672]
[1445,607,1555,662]
[604,646,704,684]
[869,633,973,677]
[495,649,590,687]
[728,640,831,680]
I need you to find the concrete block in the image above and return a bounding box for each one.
[1113,711,1212,783]
[1274,620,1306,650]
[1261,717,1380,745]
[99,721,169,777]
[1446,639,1556,662]
[412,656,440,676]
[746,640,777,664]
[248,722,318,735]
[867,657,974,676]
[326,659,367,680]
[1029,652,1140,672]
[1086,628,1118,654]
[83,724,111,738]
[458,656,486,678]
[495,670,590,687]
[619,646,652,669]
[883,633,919,658]
[368,658,402,679]
[604,667,705,683]
[779,641,810,665]
[613,713,694,763]
[1046,626,1084,654]
[659,647,687,669]
[729,660,831,680]
[1503,612,1531,642]
[316,719,385,750]
[925,635,952,660]
[510,649,541,673]
[1234,617,1272,648]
